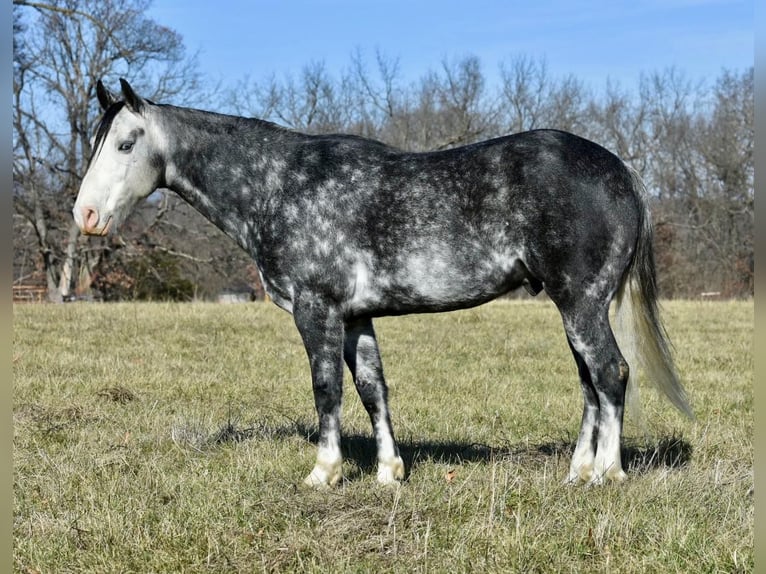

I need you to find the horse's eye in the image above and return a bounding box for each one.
[118,141,134,152]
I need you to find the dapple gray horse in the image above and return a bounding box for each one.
[74,79,692,487]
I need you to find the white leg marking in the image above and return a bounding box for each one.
[565,403,598,485]
[590,403,627,485]
[304,426,343,488]
[375,416,404,484]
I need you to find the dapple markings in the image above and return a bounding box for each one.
[74,79,693,487]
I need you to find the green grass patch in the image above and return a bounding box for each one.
[14,300,753,573]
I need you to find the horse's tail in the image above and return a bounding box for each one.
[613,167,694,421]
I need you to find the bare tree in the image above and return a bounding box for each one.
[228,61,352,135]
[690,68,754,295]
[229,53,498,153]
[613,67,754,297]
[584,79,649,171]
[498,55,588,134]
[13,0,200,301]
[346,48,403,140]
[15,13,751,303]
[414,56,496,151]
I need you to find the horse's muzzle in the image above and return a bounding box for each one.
[77,206,112,236]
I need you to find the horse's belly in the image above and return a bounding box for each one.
[346,248,528,316]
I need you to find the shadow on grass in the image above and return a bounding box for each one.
[206,416,692,480]
[622,434,694,474]
[395,433,694,478]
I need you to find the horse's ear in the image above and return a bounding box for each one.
[119,78,145,113]
[96,80,117,111]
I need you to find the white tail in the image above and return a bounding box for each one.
[614,168,694,421]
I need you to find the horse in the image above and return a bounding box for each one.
[73,79,693,487]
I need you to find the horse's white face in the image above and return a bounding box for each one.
[73,80,163,236]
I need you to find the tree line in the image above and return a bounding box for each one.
[13,0,753,302]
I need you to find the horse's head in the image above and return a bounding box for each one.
[74,79,164,236]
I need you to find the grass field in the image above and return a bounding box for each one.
[13,299,752,573]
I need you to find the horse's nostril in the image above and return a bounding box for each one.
[82,206,99,230]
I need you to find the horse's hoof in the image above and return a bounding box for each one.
[586,467,628,486]
[303,461,342,489]
[377,456,405,485]
[563,462,593,485]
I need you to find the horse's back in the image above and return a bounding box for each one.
[262,128,642,316]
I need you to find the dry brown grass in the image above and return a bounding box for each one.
[13,299,752,572]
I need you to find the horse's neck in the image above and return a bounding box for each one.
[159,106,296,249]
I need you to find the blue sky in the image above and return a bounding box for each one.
[147,0,753,90]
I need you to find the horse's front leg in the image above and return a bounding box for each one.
[293,291,345,487]
[344,318,404,485]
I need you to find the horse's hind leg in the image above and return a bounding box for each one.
[344,318,404,485]
[562,303,630,485]
[564,338,600,484]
